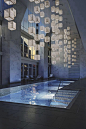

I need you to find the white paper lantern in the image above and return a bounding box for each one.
[68,65,71,68]
[59,34,63,39]
[72,48,74,51]
[51,34,56,41]
[34,6,40,14]
[74,38,76,41]
[34,44,40,50]
[67,45,71,49]
[72,40,74,43]
[35,0,40,4]
[45,17,50,24]
[67,31,70,35]
[40,11,45,17]
[67,27,70,30]
[55,15,59,20]
[55,35,59,40]
[74,52,76,54]
[28,40,35,46]
[51,14,55,20]
[56,7,59,13]
[68,41,71,44]
[34,34,40,41]
[29,0,34,2]
[64,40,67,44]
[34,55,40,60]
[51,6,56,12]
[35,16,40,23]
[45,1,50,8]
[55,19,59,24]
[4,0,16,5]
[40,26,45,31]
[40,34,44,39]
[52,26,55,33]
[59,41,63,45]
[40,42,45,47]
[55,29,60,34]
[45,27,50,33]
[64,64,67,67]
[45,36,50,42]
[40,3,44,10]
[64,29,67,34]
[41,0,44,1]
[51,21,56,27]
[28,27,35,35]
[28,14,35,23]
[55,0,59,6]
[8,21,16,30]
[72,63,74,65]
[58,23,63,28]
[59,16,63,21]
[67,36,71,40]
[59,10,63,15]
[4,8,16,21]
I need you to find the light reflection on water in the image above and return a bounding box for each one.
[0,80,76,108]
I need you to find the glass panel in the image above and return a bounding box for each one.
[24,38,28,58]
[24,64,28,77]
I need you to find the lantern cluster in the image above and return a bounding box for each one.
[4,0,16,30]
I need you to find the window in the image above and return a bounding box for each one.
[33,65,36,77]
[24,38,28,58]
[21,36,23,56]
[21,63,23,78]
[29,64,32,77]
[24,63,28,77]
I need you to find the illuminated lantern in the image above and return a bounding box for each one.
[72,63,74,65]
[67,27,70,30]
[59,16,63,21]
[40,26,45,31]
[45,27,50,33]
[29,0,34,2]
[64,40,67,44]
[4,8,16,21]
[40,3,44,10]
[67,31,70,35]
[59,10,63,15]
[55,0,59,6]
[28,27,35,35]
[34,6,40,14]
[40,34,44,39]
[59,41,63,45]
[34,55,40,60]
[51,6,56,12]
[28,40,35,46]
[35,16,40,23]
[28,14,35,23]
[55,19,58,24]
[52,26,55,33]
[68,65,71,68]
[40,11,45,18]
[55,28,60,34]
[4,0,16,5]
[64,64,67,67]
[8,21,16,30]
[45,17,50,24]
[64,29,67,34]
[34,34,40,41]
[51,14,55,20]
[68,41,71,44]
[45,36,50,42]
[34,44,40,50]
[51,34,56,41]
[41,0,44,1]
[45,1,50,8]
[55,15,59,20]
[35,0,40,4]
[51,21,55,27]
[58,23,63,28]
[56,7,59,13]
[59,34,63,39]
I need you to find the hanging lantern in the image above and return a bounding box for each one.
[68,62,71,64]
[64,64,67,67]
[68,65,71,68]
[34,34,40,41]
[55,0,59,6]
[45,17,50,24]
[59,10,63,15]
[52,26,55,33]
[35,16,40,23]
[40,34,44,39]
[51,14,55,20]
[40,11,45,18]
[67,31,70,35]
[28,40,35,47]
[28,27,35,35]
[28,14,35,23]
[34,55,40,60]
[72,63,74,65]
[51,6,56,12]
[4,8,16,21]
[72,48,74,51]
[8,21,16,30]
[45,36,50,42]
[56,57,60,61]
[67,27,70,30]
[67,50,71,53]
[51,21,55,27]
[64,59,67,63]
[40,3,44,10]
[55,35,59,40]
[34,6,40,14]
[59,48,62,52]
[55,19,58,24]
[35,0,40,4]
[41,0,44,1]
[59,41,63,45]
[74,38,76,41]
[40,26,45,31]
[74,52,76,54]
[58,23,63,28]
[59,34,63,39]
[56,7,59,13]
[74,42,76,44]
[34,44,40,50]
[45,1,50,8]
[64,40,67,44]
[72,44,74,47]
[4,0,16,5]
[55,28,60,34]
[55,15,59,20]
[64,29,67,34]
[29,0,34,2]
[67,45,71,49]
[67,36,71,40]
[72,40,74,43]
[51,34,56,41]
[45,27,50,33]
[40,42,45,47]
[68,41,71,44]
[59,16,63,21]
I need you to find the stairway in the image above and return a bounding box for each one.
[50,90,78,108]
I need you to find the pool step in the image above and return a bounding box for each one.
[50,90,78,108]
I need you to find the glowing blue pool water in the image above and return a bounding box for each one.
[0,80,78,108]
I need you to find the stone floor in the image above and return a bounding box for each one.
[0,78,86,129]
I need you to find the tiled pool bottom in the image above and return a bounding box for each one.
[0,80,78,108]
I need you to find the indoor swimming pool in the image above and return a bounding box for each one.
[0,80,78,108]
